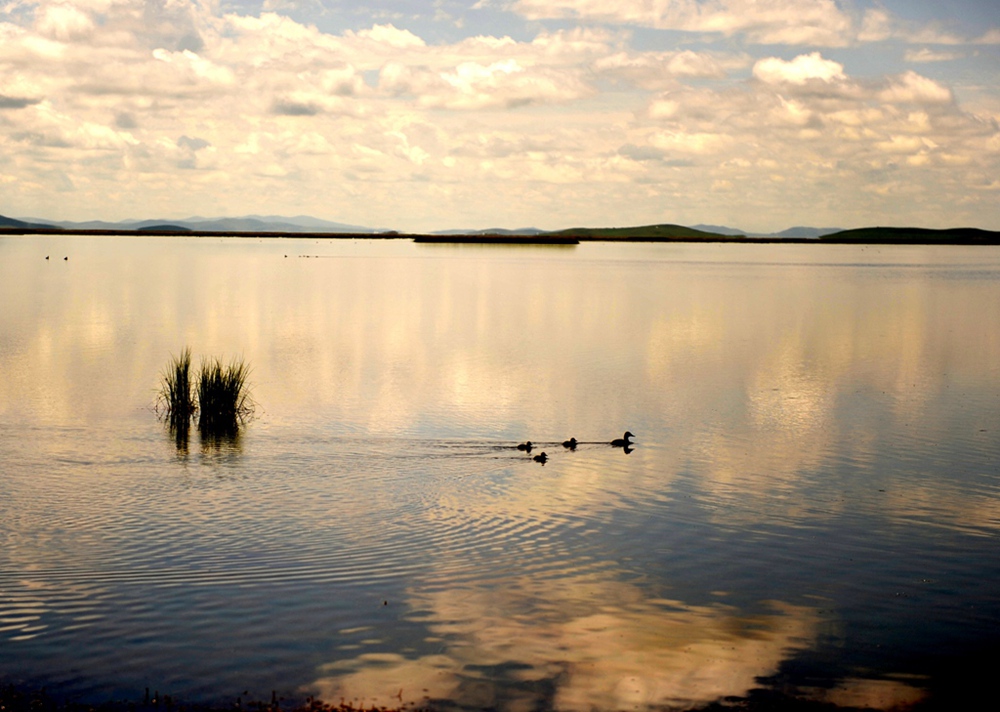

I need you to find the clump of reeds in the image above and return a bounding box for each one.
[158,347,196,429]
[196,356,253,437]
[157,349,254,443]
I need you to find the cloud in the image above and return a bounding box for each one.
[114,111,138,128]
[35,3,95,40]
[512,0,857,46]
[371,27,612,110]
[357,23,425,48]
[857,7,892,43]
[879,71,953,105]
[904,48,963,63]
[176,134,209,151]
[314,578,826,711]
[0,94,41,109]
[380,56,593,109]
[175,133,213,169]
[271,99,321,116]
[595,49,751,90]
[151,48,235,88]
[0,1,996,232]
[511,0,999,48]
[753,52,846,85]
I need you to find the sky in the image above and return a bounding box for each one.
[1,0,998,233]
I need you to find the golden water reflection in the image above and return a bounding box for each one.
[312,576,925,711]
[1,238,999,534]
[2,237,998,707]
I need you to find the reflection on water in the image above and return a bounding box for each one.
[316,577,826,710]
[1,236,1000,709]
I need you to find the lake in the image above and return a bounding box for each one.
[1,235,999,711]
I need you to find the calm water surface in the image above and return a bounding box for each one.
[1,236,999,710]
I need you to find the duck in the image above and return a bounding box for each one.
[611,431,635,447]
[517,441,533,452]
[561,437,577,449]
[533,452,548,464]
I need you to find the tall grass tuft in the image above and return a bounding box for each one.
[158,347,196,428]
[196,356,253,438]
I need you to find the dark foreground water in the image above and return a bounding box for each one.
[1,236,999,711]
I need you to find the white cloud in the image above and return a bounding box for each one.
[512,0,856,46]
[875,135,933,155]
[753,52,845,85]
[879,71,953,105]
[0,1,997,232]
[596,49,750,89]
[511,0,999,48]
[152,48,236,86]
[35,4,94,40]
[353,23,425,49]
[650,129,733,155]
[857,7,892,43]
[10,100,138,150]
[377,58,592,110]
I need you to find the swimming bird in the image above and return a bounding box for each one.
[562,437,577,449]
[533,452,548,464]
[517,441,533,452]
[611,431,635,447]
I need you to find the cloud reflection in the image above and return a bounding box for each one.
[2,240,1000,541]
[313,577,822,710]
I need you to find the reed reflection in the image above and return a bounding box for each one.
[198,428,243,459]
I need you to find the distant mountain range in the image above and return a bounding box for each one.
[3,214,998,243]
[4,213,838,237]
[432,227,548,236]
[9,214,382,233]
[0,215,56,230]
[693,224,844,238]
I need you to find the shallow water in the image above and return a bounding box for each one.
[1,236,999,710]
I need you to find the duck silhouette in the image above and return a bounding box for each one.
[533,452,548,464]
[611,431,635,447]
[517,441,533,452]
[561,437,577,449]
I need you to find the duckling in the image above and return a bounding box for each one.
[517,441,533,452]
[561,437,577,449]
[533,452,548,464]
[611,431,635,447]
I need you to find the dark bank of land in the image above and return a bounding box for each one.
[546,224,1000,244]
[2,217,999,245]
